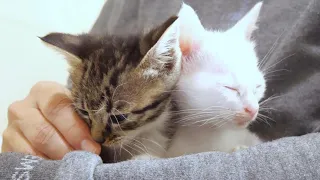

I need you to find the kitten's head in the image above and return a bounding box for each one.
[178,2,265,127]
[40,16,181,144]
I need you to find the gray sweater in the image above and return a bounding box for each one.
[1,133,320,179]
[2,0,320,179]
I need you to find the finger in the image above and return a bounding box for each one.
[2,125,48,159]
[7,99,27,125]
[29,81,101,154]
[17,108,73,160]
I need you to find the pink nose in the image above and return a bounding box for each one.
[244,107,257,118]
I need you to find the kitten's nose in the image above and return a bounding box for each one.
[91,128,107,144]
[94,136,106,144]
[244,107,257,118]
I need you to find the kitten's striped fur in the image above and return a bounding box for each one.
[41,16,181,162]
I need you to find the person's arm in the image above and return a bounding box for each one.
[1,133,320,180]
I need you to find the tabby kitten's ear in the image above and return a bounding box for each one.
[139,16,181,80]
[39,33,85,67]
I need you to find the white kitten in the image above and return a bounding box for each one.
[166,2,265,157]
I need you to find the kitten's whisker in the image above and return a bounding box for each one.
[256,116,272,127]
[197,113,234,124]
[175,113,223,123]
[199,116,225,126]
[264,74,286,79]
[129,138,151,154]
[262,53,295,73]
[131,142,151,155]
[211,119,228,129]
[171,106,231,113]
[113,100,136,108]
[172,110,231,117]
[113,108,132,122]
[259,107,278,112]
[265,77,285,82]
[177,112,230,124]
[129,137,166,151]
[111,82,128,101]
[257,113,275,122]
[264,68,290,76]
[92,104,106,114]
[174,106,232,123]
[188,116,224,126]
[111,111,127,135]
[259,95,282,105]
[258,27,287,69]
[187,112,234,126]
[124,143,143,156]
[121,145,134,159]
[175,111,226,120]
[216,121,228,129]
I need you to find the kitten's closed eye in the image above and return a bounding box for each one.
[110,114,128,124]
[224,86,240,95]
[256,85,261,88]
[78,109,89,116]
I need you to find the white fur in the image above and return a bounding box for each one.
[166,2,265,157]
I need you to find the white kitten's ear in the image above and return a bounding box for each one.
[229,2,263,40]
[140,16,181,78]
[39,33,84,67]
[178,3,205,56]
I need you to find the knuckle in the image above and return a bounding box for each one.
[30,81,51,95]
[3,119,19,139]
[7,100,24,121]
[33,123,56,146]
[2,128,11,141]
[43,93,72,122]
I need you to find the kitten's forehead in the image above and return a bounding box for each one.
[195,33,265,88]
[71,46,166,113]
[69,37,142,102]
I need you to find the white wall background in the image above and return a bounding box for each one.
[0,0,106,139]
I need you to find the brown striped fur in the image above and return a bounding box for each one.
[40,16,181,162]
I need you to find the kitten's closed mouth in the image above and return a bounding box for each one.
[234,117,252,127]
[102,134,122,146]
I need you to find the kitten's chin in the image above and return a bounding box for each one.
[102,138,127,148]
[233,117,255,128]
[235,120,252,128]
[232,112,258,128]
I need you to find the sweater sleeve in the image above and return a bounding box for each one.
[1,133,320,180]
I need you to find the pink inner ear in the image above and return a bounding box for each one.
[179,34,192,57]
[179,35,200,73]
[179,34,200,58]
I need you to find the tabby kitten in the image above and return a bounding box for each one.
[40,16,181,162]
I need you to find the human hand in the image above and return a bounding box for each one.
[2,81,101,159]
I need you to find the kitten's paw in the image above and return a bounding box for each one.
[231,145,248,152]
[132,154,159,160]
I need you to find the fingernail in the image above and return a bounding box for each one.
[81,139,99,154]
